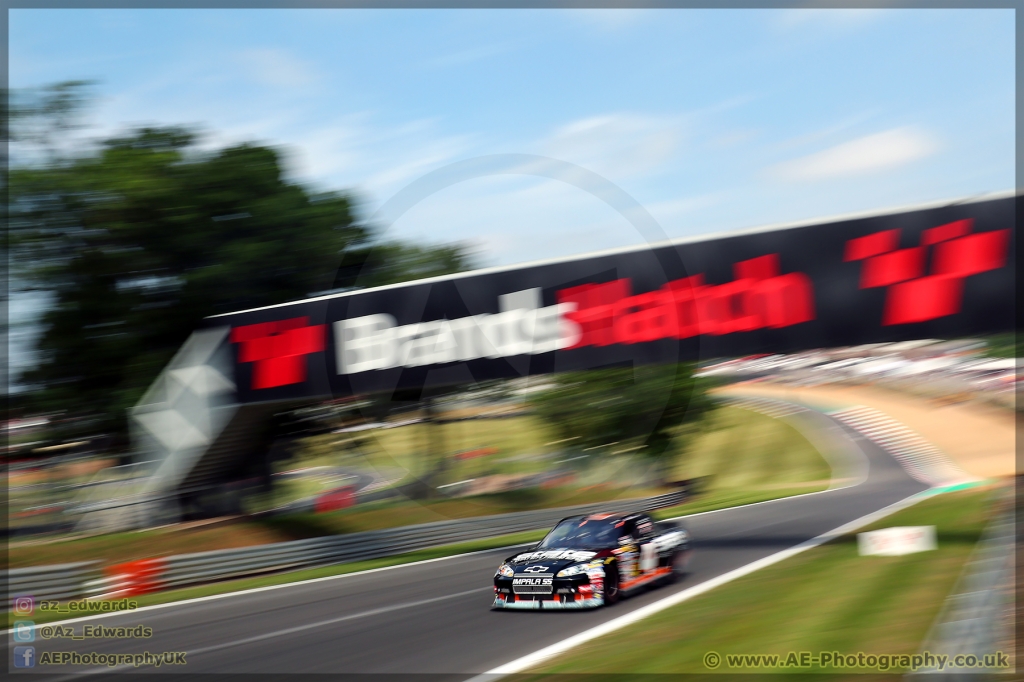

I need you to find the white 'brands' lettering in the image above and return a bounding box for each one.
[335,288,581,374]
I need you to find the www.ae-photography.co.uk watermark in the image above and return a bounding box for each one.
[703,650,1011,672]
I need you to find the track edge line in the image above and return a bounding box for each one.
[467,486,941,681]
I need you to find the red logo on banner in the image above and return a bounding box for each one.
[844,220,1009,325]
[230,317,326,389]
[556,254,815,347]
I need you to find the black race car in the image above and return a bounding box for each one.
[492,511,692,610]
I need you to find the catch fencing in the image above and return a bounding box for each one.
[6,490,687,606]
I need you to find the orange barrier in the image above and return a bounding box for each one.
[315,486,355,513]
[454,448,499,461]
[103,558,166,597]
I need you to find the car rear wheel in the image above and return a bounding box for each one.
[603,564,620,606]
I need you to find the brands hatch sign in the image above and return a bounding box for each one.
[212,195,1013,403]
[335,252,814,374]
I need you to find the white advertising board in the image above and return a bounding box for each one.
[858,526,937,556]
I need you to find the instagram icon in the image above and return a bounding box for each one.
[13,596,34,616]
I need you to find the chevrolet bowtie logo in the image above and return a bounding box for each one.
[523,565,549,573]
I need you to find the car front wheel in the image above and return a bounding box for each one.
[603,564,620,606]
[666,549,691,583]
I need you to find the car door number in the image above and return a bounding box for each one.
[640,542,658,571]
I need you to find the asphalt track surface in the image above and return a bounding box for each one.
[18,408,928,679]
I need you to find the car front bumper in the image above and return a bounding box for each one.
[492,573,604,610]
[492,594,604,609]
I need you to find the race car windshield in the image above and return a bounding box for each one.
[537,517,621,549]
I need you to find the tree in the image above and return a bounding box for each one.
[5,80,95,158]
[529,363,714,483]
[333,241,476,291]
[11,116,475,445]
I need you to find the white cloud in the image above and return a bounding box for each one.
[361,136,477,195]
[382,174,647,267]
[204,110,478,203]
[765,110,881,156]
[645,193,727,221]
[768,127,938,182]
[707,129,759,150]
[540,113,683,179]
[235,48,319,88]
[285,121,365,182]
[567,9,650,32]
[774,8,886,31]
[303,112,697,261]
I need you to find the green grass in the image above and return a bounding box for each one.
[258,484,668,537]
[11,404,833,569]
[9,484,816,570]
[528,487,997,676]
[652,486,829,520]
[8,485,663,569]
[979,332,1021,359]
[3,480,860,627]
[263,475,333,509]
[674,406,832,492]
[302,407,831,497]
[298,414,560,488]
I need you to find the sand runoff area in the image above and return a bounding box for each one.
[716,382,1015,480]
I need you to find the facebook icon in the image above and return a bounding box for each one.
[14,646,35,668]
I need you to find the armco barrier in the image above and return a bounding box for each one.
[4,491,686,604]
[155,491,686,591]
[8,562,99,606]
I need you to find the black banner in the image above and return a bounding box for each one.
[207,195,1015,404]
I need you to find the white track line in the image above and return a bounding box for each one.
[467,487,939,682]
[3,397,859,634]
[193,587,492,657]
[20,403,960,680]
[664,484,847,521]
[43,587,493,681]
[4,483,845,636]
[469,395,970,682]
[3,483,857,636]
[1,543,530,635]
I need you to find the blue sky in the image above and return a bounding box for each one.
[8,8,1015,380]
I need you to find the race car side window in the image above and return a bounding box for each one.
[637,515,655,538]
[624,518,642,542]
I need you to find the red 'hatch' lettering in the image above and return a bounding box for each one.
[556,253,815,347]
